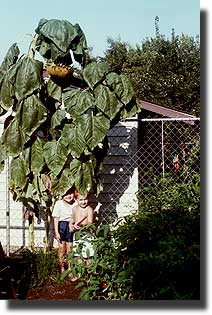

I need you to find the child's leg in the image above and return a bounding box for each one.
[66,242,73,271]
[58,241,66,273]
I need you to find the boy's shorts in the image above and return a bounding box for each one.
[59,221,73,242]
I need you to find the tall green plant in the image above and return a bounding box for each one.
[0,18,139,221]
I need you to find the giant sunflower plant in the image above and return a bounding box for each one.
[0,18,140,228]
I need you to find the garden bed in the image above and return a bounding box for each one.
[26,279,83,300]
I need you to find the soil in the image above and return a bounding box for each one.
[26,279,83,300]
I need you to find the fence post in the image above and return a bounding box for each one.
[161,121,165,177]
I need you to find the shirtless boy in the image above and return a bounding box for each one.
[69,193,94,231]
[69,193,94,266]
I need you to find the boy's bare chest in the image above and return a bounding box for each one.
[75,208,88,223]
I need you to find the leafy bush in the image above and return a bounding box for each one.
[17,248,59,297]
[68,172,200,300]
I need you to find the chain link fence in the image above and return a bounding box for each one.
[0,117,200,253]
[98,117,200,223]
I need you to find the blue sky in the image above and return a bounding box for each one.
[0,0,200,63]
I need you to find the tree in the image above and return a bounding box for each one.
[103,30,200,116]
[0,18,139,237]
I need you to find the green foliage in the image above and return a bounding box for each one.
[68,172,200,300]
[0,18,139,219]
[16,248,59,297]
[103,31,200,116]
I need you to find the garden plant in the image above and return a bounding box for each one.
[67,169,200,300]
[0,18,139,245]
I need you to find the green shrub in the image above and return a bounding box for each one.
[17,248,59,297]
[68,172,200,300]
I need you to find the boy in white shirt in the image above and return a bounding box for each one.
[52,188,76,274]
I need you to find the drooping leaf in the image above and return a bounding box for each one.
[71,23,88,64]
[0,43,20,74]
[1,56,44,108]
[9,156,27,190]
[22,182,36,200]
[63,88,95,118]
[14,56,44,101]
[31,175,49,206]
[119,98,141,121]
[20,94,47,136]
[0,69,16,110]
[60,124,86,158]
[30,138,45,174]
[94,84,123,120]
[105,72,134,105]
[1,117,25,156]
[51,109,66,129]
[46,78,62,102]
[69,158,94,196]
[83,62,111,90]
[77,112,110,151]
[35,19,78,58]
[43,139,68,176]
[52,168,75,197]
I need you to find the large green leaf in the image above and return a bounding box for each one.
[30,138,45,174]
[1,117,25,156]
[9,156,27,190]
[0,69,16,110]
[69,158,94,196]
[0,43,20,74]
[105,72,134,105]
[83,62,111,90]
[51,109,66,129]
[35,19,78,55]
[35,38,59,61]
[1,56,44,108]
[77,112,110,151]
[46,79,62,102]
[14,56,43,101]
[94,84,123,120]
[35,18,87,64]
[20,94,47,136]
[71,23,88,63]
[63,88,95,118]
[43,139,68,176]
[52,168,75,197]
[119,98,141,120]
[60,124,86,158]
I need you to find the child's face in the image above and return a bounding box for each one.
[63,192,75,203]
[77,196,88,208]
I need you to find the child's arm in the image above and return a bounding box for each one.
[53,217,61,242]
[69,207,77,232]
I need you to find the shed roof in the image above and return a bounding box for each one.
[140,100,198,119]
